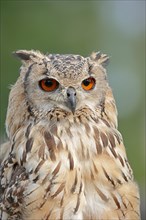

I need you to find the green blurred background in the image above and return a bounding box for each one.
[0,0,145,218]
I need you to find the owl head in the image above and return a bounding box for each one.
[6,50,117,138]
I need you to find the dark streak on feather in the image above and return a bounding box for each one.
[26,137,34,153]
[26,198,39,207]
[100,132,108,147]
[71,171,78,193]
[25,186,40,197]
[39,199,47,209]
[116,178,122,185]
[22,151,26,163]
[102,118,110,127]
[38,144,45,159]
[122,172,128,182]
[60,194,64,207]
[52,161,61,176]
[112,193,121,209]
[74,182,82,213]
[93,127,102,154]
[92,161,98,174]
[34,160,45,174]
[114,132,121,144]
[122,201,127,209]
[94,185,108,202]
[118,154,125,167]
[33,175,39,183]
[25,124,32,138]
[109,146,117,158]
[44,131,56,161]
[45,208,53,220]
[45,183,51,194]
[108,133,115,148]
[51,182,65,199]
[68,152,74,170]
[102,166,115,187]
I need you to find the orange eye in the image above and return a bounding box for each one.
[81,77,96,91]
[39,78,59,92]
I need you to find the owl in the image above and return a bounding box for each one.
[0,50,140,220]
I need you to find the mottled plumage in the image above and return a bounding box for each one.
[0,50,140,219]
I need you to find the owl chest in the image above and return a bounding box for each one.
[22,122,108,219]
[32,126,110,219]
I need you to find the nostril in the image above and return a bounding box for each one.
[67,92,76,97]
[67,87,76,98]
[67,93,70,97]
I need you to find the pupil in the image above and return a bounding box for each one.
[84,79,90,86]
[45,80,53,87]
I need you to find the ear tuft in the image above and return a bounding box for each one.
[13,50,32,60]
[12,50,45,63]
[90,51,109,67]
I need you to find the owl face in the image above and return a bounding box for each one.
[15,50,109,116]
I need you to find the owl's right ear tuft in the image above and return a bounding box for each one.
[12,50,44,63]
[13,50,35,61]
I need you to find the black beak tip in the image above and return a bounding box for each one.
[71,107,76,115]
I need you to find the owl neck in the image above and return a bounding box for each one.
[6,101,117,141]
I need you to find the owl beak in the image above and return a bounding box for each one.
[67,87,76,114]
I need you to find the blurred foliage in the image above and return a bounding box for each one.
[0,0,145,217]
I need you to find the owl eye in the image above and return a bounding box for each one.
[81,77,96,91]
[39,78,59,92]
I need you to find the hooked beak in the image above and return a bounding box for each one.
[66,87,76,114]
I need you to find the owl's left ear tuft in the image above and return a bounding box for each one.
[90,51,109,67]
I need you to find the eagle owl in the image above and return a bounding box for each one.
[0,50,140,220]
